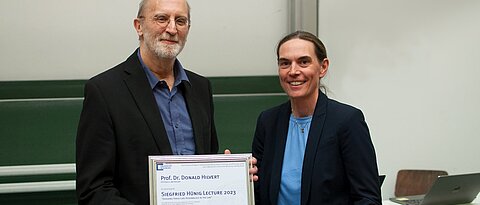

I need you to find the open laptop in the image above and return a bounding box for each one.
[390,172,480,205]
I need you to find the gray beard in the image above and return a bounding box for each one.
[144,33,184,59]
[152,41,183,59]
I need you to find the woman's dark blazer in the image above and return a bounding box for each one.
[252,92,381,205]
[76,49,218,205]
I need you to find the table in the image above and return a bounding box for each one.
[382,193,480,205]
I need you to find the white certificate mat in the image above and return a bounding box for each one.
[149,154,254,205]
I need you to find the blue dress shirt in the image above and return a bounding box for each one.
[137,50,195,155]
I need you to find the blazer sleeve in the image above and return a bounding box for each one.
[339,109,382,205]
[76,81,133,205]
[252,112,266,167]
[252,111,268,205]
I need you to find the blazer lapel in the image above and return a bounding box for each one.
[269,102,292,205]
[122,51,173,154]
[300,92,328,205]
[181,80,207,154]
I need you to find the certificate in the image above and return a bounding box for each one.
[149,154,255,205]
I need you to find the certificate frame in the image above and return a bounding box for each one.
[148,154,255,205]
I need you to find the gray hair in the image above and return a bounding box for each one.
[137,0,191,23]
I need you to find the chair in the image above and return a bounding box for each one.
[394,169,448,197]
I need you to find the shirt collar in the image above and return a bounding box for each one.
[137,49,190,89]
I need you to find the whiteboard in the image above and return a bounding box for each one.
[0,0,288,81]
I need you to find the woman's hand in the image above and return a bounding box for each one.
[224,149,258,182]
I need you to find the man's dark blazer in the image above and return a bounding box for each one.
[252,92,381,205]
[76,49,218,205]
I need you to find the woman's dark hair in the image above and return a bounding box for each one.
[276,30,327,62]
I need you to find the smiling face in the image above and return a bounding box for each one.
[277,38,329,102]
[134,0,190,59]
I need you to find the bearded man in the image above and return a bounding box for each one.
[75,0,219,204]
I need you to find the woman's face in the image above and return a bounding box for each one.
[277,38,328,101]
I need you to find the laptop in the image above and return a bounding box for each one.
[390,172,480,205]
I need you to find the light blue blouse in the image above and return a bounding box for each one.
[277,114,312,205]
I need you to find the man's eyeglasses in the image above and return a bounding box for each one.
[138,15,189,29]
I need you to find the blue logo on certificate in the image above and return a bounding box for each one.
[156,163,172,171]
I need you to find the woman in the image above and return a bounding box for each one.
[252,31,381,205]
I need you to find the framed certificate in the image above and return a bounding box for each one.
[148,154,255,205]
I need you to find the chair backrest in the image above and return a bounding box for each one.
[394,169,448,197]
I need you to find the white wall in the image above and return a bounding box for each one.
[0,0,139,80]
[2,0,480,200]
[182,0,287,77]
[0,0,286,81]
[318,0,480,199]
